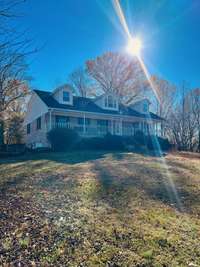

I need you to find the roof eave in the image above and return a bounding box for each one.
[48,107,162,121]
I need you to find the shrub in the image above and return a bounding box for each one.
[75,137,105,150]
[133,130,146,147]
[47,128,79,151]
[122,132,172,152]
[75,134,125,151]
[104,133,124,150]
[157,136,172,151]
[147,135,172,151]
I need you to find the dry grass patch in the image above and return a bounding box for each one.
[0,151,200,266]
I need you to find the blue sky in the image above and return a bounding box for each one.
[15,0,200,91]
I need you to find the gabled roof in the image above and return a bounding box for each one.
[94,91,119,101]
[130,97,151,105]
[33,89,163,120]
[53,84,72,94]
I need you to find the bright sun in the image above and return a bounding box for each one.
[126,37,142,57]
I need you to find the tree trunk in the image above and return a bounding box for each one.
[198,129,200,153]
[0,119,4,147]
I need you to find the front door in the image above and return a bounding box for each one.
[113,121,121,135]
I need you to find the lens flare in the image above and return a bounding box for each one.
[111,0,183,211]
[112,0,132,39]
[126,37,142,56]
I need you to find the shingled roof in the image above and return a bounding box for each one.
[34,89,163,121]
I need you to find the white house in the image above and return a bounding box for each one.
[24,84,163,148]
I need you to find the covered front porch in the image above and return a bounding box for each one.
[45,110,162,137]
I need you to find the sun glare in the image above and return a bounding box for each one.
[126,37,142,57]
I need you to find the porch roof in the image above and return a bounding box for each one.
[34,90,163,121]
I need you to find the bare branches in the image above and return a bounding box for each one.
[0,0,33,145]
[156,79,200,152]
[68,67,90,97]
[0,0,34,115]
[86,52,147,104]
[150,76,177,118]
[0,0,25,18]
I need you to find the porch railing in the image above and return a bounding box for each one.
[50,122,159,137]
[52,122,111,137]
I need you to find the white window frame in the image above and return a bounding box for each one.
[63,91,70,102]
[143,102,149,113]
[104,95,118,110]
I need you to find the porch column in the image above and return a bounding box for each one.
[149,123,152,135]
[155,123,158,136]
[44,113,47,132]
[140,121,143,131]
[49,110,52,130]
[120,118,123,135]
[111,119,114,135]
[83,113,86,134]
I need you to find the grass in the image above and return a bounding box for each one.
[0,151,200,266]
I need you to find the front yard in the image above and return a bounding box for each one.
[0,151,200,266]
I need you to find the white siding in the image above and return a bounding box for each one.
[24,92,48,124]
[131,99,150,113]
[24,92,49,148]
[94,94,119,111]
[52,85,73,105]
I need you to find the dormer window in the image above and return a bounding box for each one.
[105,95,117,109]
[143,102,148,112]
[52,84,73,105]
[63,91,70,102]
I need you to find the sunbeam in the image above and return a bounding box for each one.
[112,0,132,39]
[112,0,161,104]
[112,0,183,211]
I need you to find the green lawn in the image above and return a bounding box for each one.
[0,151,200,266]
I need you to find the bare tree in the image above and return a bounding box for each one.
[166,82,198,151]
[151,76,177,118]
[0,0,24,18]
[4,87,28,144]
[5,114,24,144]
[86,52,148,104]
[150,76,177,137]
[68,67,90,97]
[188,88,200,152]
[0,41,32,145]
[0,0,33,146]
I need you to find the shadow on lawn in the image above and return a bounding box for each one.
[1,150,199,215]
[0,151,107,194]
[0,150,107,165]
[92,155,200,215]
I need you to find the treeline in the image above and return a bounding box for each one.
[67,59,200,153]
[0,1,33,147]
[152,78,200,152]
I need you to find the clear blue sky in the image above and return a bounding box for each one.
[16,0,200,91]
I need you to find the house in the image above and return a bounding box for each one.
[24,84,163,148]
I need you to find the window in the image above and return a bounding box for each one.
[143,102,148,112]
[36,117,41,130]
[78,117,84,125]
[97,120,108,126]
[56,116,69,123]
[78,117,90,125]
[63,91,70,102]
[86,118,90,125]
[105,95,117,109]
[113,99,117,108]
[108,95,113,108]
[55,116,69,127]
[27,123,31,134]
[105,97,108,107]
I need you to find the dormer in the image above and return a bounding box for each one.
[130,98,150,114]
[52,84,73,105]
[94,93,119,111]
